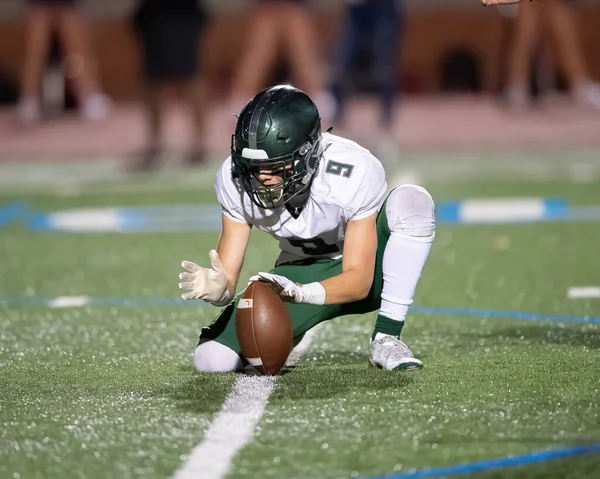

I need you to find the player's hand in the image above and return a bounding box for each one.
[179,250,229,305]
[249,272,301,302]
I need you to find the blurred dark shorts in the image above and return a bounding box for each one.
[136,19,202,82]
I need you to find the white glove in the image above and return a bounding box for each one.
[249,272,326,305]
[179,250,230,306]
[249,272,300,301]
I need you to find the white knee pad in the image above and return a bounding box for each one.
[386,184,435,237]
[193,341,243,373]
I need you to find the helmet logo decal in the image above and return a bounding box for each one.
[242,148,269,160]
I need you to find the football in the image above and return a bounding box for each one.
[235,280,294,375]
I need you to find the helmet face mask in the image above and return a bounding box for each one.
[230,85,322,210]
[231,134,321,209]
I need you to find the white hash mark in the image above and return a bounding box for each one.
[172,327,318,479]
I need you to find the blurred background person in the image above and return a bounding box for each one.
[16,0,111,126]
[504,0,600,110]
[130,0,209,172]
[228,0,333,121]
[480,0,528,5]
[330,0,405,157]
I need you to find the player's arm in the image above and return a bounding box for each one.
[178,214,252,306]
[318,213,377,304]
[216,214,253,299]
[253,214,378,306]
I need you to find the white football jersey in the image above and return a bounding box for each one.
[214,133,387,263]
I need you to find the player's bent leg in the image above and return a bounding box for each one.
[370,184,435,371]
[194,340,244,373]
[196,262,341,372]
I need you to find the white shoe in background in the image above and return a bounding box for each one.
[504,83,532,111]
[16,96,42,126]
[572,82,600,110]
[81,92,112,121]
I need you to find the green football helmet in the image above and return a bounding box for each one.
[231,85,322,210]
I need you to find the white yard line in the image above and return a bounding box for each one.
[173,375,276,479]
[48,296,91,308]
[567,287,600,299]
[172,327,318,479]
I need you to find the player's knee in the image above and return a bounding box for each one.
[193,341,243,373]
[386,184,435,237]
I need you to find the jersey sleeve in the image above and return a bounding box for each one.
[214,158,250,224]
[348,155,387,221]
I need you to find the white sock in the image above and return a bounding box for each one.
[194,341,243,373]
[380,231,434,322]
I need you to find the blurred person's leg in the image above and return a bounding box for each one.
[18,3,55,125]
[56,3,111,120]
[330,5,363,127]
[371,0,404,161]
[281,2,333,119]
[137,81,166,171]
[505,0,540,110]
[132,12,169,172]
[171,11,208,167]
[131,1,207,171]
[182,77,208,165]
[542,0,600,109]
[229,4,280,111]
[372,0,403,132]
[496,6,517,95]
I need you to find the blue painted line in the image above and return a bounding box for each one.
[363,443,600,479]
[544,198,568,220]
[28,205,224,233]
[410,306,600,324]
[13,199,600,232]
[436,198,570,224]
[436,203,460,223]
[0,202,28,227]
[1,297,598,324]
[29,212,51,230]
[562,205,600,222]
[120,207,146,231]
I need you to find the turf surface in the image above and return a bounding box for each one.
[1,153,599,479]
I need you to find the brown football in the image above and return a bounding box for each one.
[235,281,294,375]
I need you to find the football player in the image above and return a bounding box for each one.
[178,85,435,372]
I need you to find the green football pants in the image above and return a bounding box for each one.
[198,195,392,353]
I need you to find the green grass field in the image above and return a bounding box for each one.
[1,151,599,479]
